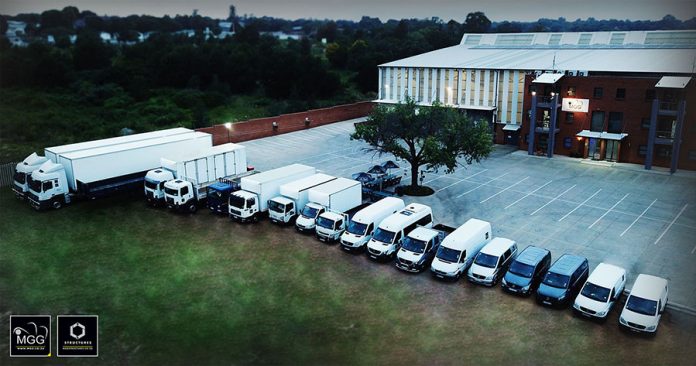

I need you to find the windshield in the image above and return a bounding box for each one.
[301,206,320,218]
[346,220,368,235]
[626,295,658,316]
[401,236,427,254]
[543,272,570,289]
[372,228,396,244]
[474,253,499,268]
[436,246,461,263]
[27,176,42,192]
[316,216,335,229]
[144,180,159,190]
[164,187,179,196]
[14,171,26,184]
[268,200,285,213]
[581,282,611,302]
[229,194,246,209]
[508,261,534,278]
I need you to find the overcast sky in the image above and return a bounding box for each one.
[1,0,695,22]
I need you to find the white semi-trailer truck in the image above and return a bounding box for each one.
[13,127,194,199]
[26,132,211,210]
[160,143,249,213]
[267,173,337,224]
[228,164,315,222]
[296,178,363,234]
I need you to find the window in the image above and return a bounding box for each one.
[246,197,255,207]
[641,117,652,129]
[42,181,53,191]
[591,111,605,131]
[645,89,656,102]
[567,86,576,96]
[657,146,672,158]
[460,251,467,263]
[416,214,433,226]
[181,186,189,195]
[593,87,603,99]
[608,112,623,133]
[565,112,574,124]
[638,145,647,156]
[563,137,572,149]
[528,84,537,95]
[616,88,626,100]
[485,232,489,240]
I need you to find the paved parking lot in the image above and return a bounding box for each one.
[243,118,696,310]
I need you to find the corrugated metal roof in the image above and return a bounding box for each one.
[380,30,696,74]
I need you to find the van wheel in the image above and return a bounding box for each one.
[188,203,197,213]
[252,214,259,223]
[52,199,62,209]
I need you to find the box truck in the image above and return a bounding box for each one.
[26,132,211,210]
[161,144,249,213]
[311,179,364,242]
[296,178,363,233]
[268,173,337,224]
[13,127,194,199]
[228,164,316,222]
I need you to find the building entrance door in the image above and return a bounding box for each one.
[606,140,619,162]
[588,138,601,160]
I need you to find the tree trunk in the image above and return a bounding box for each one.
[410,162,419,187]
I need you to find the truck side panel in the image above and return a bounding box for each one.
[329,183,363,213]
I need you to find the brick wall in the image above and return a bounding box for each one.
[197,101,374,145]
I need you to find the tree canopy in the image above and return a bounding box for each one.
[352,99,493,190]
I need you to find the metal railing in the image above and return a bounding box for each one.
[0,162,18,188]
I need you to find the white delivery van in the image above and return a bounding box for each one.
[340,197,405,252]
[467,237,518,286]
[365,203,433,261]
[619,274,668,333]
[573,263,626,320]
[430,218,492,281]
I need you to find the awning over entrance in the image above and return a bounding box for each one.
[576,130,628,140]
[532,73,564,84]
[502,124,521,131]
[655,76,692,89]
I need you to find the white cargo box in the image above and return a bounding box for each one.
[241,164,316,212]
[160,143,247,185]
[308,177,362,213]
[58,132,212,191]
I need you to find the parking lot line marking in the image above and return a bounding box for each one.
[654,203,688,245]
[620,199,657,237]
[692,245,696,254]
[504,181,552,209]
[455,172,510,198]
[424,174,458,184]
[588,193,630,229]
[558,189,602,222]
[479,177,529,203]
[435,169,488,193]
[529,184,577,216]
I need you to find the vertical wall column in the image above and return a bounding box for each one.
[474,70,481,106]
[423,68,430,104]
[501,71,510,122]
[407,68,413,100]
[378,68,383,100]
[457,69,463,105]
[528,93,537,155]
[439,69,445,104]
[400,67,407,101]
[645,99,659,170]
[415,68,420,102]
[547,94,559,158]
[670,100,687,174]
[431,69,438,102]
[448,69,454,104]
[464,70,471,105]
[511,71,520,124]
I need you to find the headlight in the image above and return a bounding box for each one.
[596,310,607,317]
[501,278,507,285]
[558,293,567,300]
[646,325,656,331]
[619,316,627,324]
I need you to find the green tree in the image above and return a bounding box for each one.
[463,11,491,33]
[0,16,7,35]
[352,99,493,189]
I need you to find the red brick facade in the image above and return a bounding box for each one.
[499,74,696,171]
[197,101,374,145]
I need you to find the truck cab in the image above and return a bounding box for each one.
[26,161,70,210]
[268,197,297,224]
[144,169,175,206]
[13,153,49,199]
[229,190,260,222]
[163,179,202,213]
[315,211,347,242]
[295,202,325,233]
[395,227,444,273]
[207,181,239,214]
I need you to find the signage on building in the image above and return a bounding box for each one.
[562,98,590,113]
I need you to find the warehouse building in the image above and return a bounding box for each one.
[377,30,696,172]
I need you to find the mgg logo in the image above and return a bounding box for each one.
[9,315,51,357]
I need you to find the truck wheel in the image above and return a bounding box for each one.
[188,203,197,213]
[52,199,62,209]
[252,214,259,223]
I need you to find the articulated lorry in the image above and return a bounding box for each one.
[26,132,211,210]
[296,178,363,235]
[160,144,249,213]
[229,164,316,222]
[13,127,194,199]
[267,173,337,224]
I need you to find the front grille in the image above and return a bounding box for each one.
[506,283,519,289]
[27,192,39,202]
[368,248,381,256]
[473,274,486,280]
[230,208,241,216]
[166,197,174,204]
[579,306,596,315]
[399,258,413,266]
[627,322,646,330]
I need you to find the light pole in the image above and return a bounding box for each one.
[224,122,231,143]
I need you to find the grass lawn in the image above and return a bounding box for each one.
[1,190,695,365]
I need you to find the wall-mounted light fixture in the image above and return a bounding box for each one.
[272,121,278,130]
